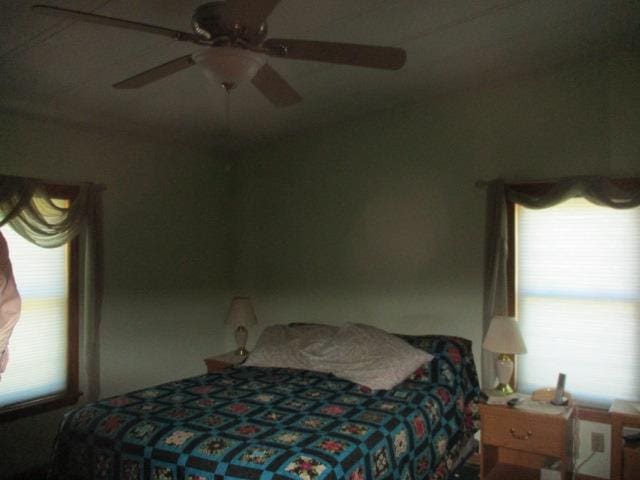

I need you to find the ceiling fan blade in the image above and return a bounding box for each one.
[113,55,195,89]
[223,0,281,32]
[32,5,200,43]
[251,64,302,107]
[263,39,407,70]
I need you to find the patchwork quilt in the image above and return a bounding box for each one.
[48,335,480,480]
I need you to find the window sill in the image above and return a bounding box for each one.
[0,390,82,423]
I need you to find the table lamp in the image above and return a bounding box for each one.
[226,297,257,357]
[482,315,527,395]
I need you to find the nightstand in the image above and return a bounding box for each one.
[480,403,573,480]
[204,351,246,373]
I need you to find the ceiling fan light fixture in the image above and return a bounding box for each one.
[192,47,265,87]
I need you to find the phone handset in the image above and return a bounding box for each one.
[550,373,567,406]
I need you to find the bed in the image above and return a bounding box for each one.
[48,333,480,480]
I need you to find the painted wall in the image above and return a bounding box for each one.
[1,51,638,478]
[0,112,234,477]
[232,53,640,478]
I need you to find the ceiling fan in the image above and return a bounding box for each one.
[32,1,407,107]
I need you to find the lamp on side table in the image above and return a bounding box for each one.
[483,315,527,395]
[225,296,257,357]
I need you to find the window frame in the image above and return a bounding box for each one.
[506,178,640,396]
[0,184,81,422]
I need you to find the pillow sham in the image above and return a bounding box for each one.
[301,323,433,390]
[242,323,338,369]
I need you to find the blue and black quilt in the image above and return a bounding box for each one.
[48,335,480,480]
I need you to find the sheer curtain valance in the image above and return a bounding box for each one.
[0,174,103,400]
[481,175,640,388]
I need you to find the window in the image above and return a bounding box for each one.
[512,195,640,407]
[0,187,80,419]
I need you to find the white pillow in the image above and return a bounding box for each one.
[300,323,433,390]
[243,323,338,369]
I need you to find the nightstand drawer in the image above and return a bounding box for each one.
[482,406,565,457]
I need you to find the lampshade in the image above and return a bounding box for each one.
[483,315,527,354]
[226,297,257,327]
[192,48,265,87]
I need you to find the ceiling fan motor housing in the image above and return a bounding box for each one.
[192,1,267,45]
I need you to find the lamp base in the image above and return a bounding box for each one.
[494,353,515,395]
[494,382,515,395]
[235,346,249,357]
[234,325,249,357]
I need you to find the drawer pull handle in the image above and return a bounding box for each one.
[509,428,533,440]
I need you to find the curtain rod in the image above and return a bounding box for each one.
[475,177,575,188]
[1,173,107,191]
[475,175,638,188]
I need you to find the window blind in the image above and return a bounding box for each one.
[516,197,640,407]
[0,226,69,408]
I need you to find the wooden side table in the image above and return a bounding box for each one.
[610,400,640,480]
[204,351,246,373]
[480,403,573,479]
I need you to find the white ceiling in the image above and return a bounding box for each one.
[1,0,639,150]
